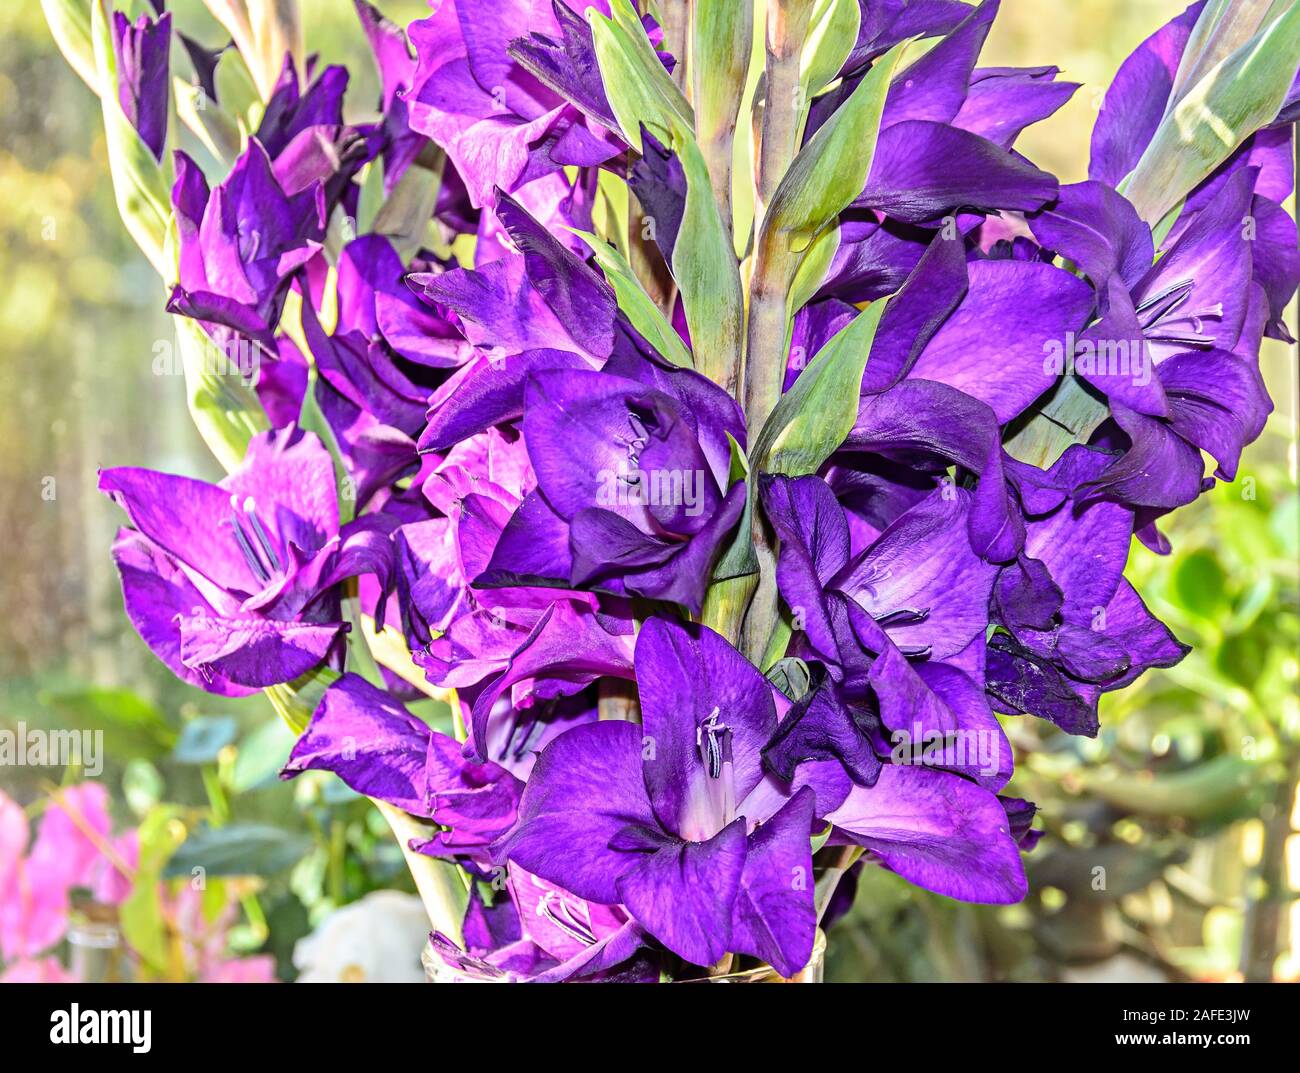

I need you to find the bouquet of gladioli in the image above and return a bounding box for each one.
[43,0,1299,982]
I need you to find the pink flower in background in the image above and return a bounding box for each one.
[0,786,272,983]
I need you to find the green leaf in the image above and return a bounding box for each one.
[173,76,242,164]
[36,686,176,761]
[231,717,297,793]
[122,758,165,817]
[788,223,840,316]
[1167,0,1285,108]
[1172,549,1228,620]
[213,44,264,130]
[120,805,184,975]
[1003,374,1109,469]
[173,314,270,475]
[40,0,98,91]
[1121,1,1300,225]
[371,154,444,264]
[264,667,341,736]
[752,299,889,476]
[692,0,754,146]
[163,823,312,879]
[172,715,239,765]
[591,0,694,151]
[766,655,810,697]
[569,229,692,367]
[762,41,905,252]
[668,120,744,387]
[725,431,749,485]
[800,0,862,99]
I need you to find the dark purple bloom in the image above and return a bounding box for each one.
[395,428,635,761]
[815,0,1072,307]
[1031,169,1283,509]
[986,447,1189,735]
[110,10,172,161]
[500,618,832,975]
[255,55,374,205]
[478,333,747,613]
[403,0,620,216]
[824,764,1027,903]
[100,429,391,695]
[298,235,469,506]
[759,473,1012,791]
[413,192,620,454]
[168,143,325,356]
[429,864,652,982]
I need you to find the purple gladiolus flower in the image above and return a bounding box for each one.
[100,429,392,695]
[63,0,1300,982]
[759,473,1013,791]
[110,10,172,161]
[499,618,830,975]
[1030,170,1286,511]
[985,447,1190,735]
[404,0,621,214]
[168,143,325,357]
[282,674,522,857]
[478,340,748,613]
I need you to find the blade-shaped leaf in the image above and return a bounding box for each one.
[801,0,862,99]
[762,41,906,252]
[1122,1,1300,225]
[669,120,744,387]
[163,823,312,878]
[591,0,693,151]
[752,298,889,476]
[570,228,693,367]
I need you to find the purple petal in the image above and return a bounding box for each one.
[906,259,1095,423]
[280,674,431,813]
[863,120,1059,224]
[176,614,343,688]
[729,787,818,978]
[826,765,1027,903]
[1088,1,1202,186]
[635,618,778,841]
[616,818,747,969]
[501,720,655,905]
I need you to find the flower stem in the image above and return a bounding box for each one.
[737,1,812,661]
[375,801,468,948]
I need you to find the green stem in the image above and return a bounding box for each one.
[736,1,812,660]
[739,254,795,661]
[328,818,346,907]
[200,765,230,825]
[375,801,469,948]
